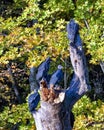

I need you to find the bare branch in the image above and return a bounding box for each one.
[7,64,22,103]
[66,20,91,108]
[29,67,38,92]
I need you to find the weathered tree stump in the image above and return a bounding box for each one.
[28,20,91,130]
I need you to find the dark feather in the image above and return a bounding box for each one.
[49,65,64,86]
[36,57,51,82]
[28,92,40,113]
[67,19,79,43]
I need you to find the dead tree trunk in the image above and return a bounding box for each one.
[28,20,91,130]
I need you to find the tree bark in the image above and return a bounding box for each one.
[29,67,38,92]
[7,64,22,103]
[28,20,91,130]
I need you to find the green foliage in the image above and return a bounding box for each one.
[0,96,104,130]
[0,0,104,129]
[0,0,103,66]
[73,95,104,130]
[74,0,104,64]
[0,103,36,130]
